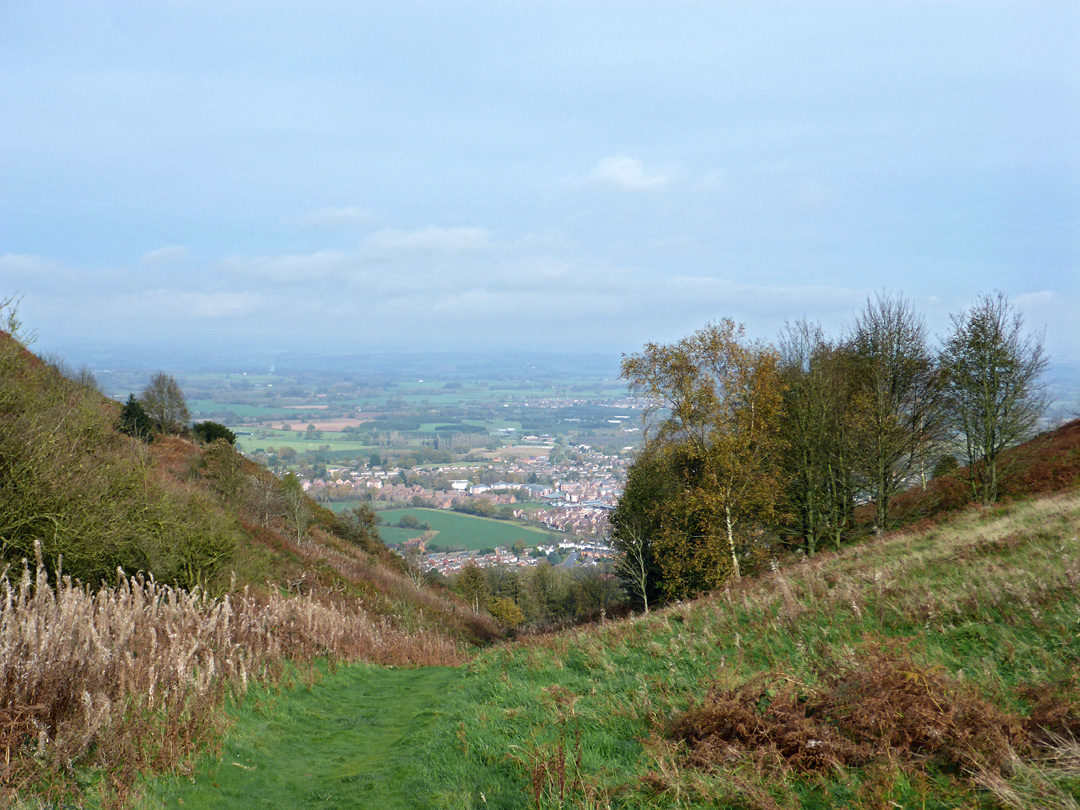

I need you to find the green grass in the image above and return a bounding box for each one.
[137,666,492,810]
[140,493,1080,809]
[374,508,550,551]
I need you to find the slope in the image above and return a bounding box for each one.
[0,330,500,806]
[141,487,1080,809]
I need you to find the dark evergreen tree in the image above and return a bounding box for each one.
[192,421,236,445]
[118,394,155,442]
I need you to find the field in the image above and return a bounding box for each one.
[375,508,551,550]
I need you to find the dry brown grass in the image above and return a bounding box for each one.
[0,546,467,804]
[672,648,1025,777]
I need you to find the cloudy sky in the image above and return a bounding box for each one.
[2,1,1077,366]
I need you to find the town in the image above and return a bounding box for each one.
[294,436,628,576]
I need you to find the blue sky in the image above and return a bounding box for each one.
[2,1,1077,365]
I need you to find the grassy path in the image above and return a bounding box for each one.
[141,666,474,810]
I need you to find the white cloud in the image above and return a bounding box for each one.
[116,290,267,319]
[219,250,351,282]
[0,253,62,278]
[300,206,377,227]
[364,226,491,254]
[1015,290,1058,310]
[584,156,671,191]
[139,245,188,265]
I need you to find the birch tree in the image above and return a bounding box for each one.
[848,293,945,530]
[619,319,785,597]
[941,291,1047,504]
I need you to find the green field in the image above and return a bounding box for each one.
[375,508,550,550]
[234,437,377,454]
[326,503,425,544]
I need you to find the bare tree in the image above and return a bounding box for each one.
[280,473,312,544]
[139,372,190,435]
[403,547,429,589]
[848,293,946,530]
[613,525,651,613]
[250,473,284,527]
[941,291,1048,504]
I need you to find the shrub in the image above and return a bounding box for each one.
[193,420,237,445]
[118,394,155,441]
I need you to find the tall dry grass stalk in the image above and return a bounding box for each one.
[0,545,466,801]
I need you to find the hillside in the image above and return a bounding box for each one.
[147,487,1080,809]
[888,417,1080,528]
[0,332,499,805]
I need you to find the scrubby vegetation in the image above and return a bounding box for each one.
[0,323,498,805]
[0,332,237,589]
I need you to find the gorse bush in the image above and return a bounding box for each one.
[0,335,236,588]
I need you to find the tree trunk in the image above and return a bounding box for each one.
[726,505,740,581]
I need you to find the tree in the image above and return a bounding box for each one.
[777,321,857,554]
[331,503,383,555]
[193,421,237,445]
[202,438,246,499]
[403,547,430,589]
[941,291,1048,504]
[251,472,284,527]
[619,319,786,594]
[118,394,155,442]
[139,372,190,435]
[280,473,312,544]
[610,447,673,607]
[612,523,652,613]
[847,294,945,530]
[572,568,625,617]
[457,563,488,614]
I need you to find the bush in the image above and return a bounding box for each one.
[193,421,237,445]
[0,337,237,589]
[488,596,525,629]
[932,454,959,479]
[118,394,155,442]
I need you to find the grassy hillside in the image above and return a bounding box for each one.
[147,489,1080,809]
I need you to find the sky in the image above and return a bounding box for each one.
[1,1,1077,368]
